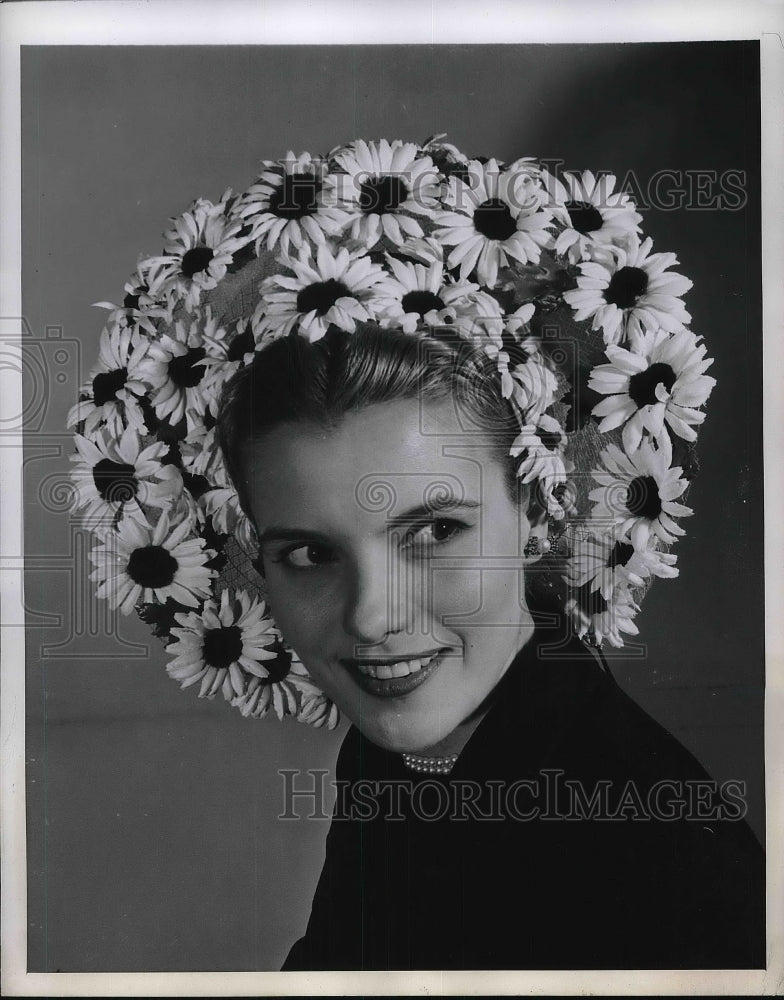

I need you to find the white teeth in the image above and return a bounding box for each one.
[355,653,438,680]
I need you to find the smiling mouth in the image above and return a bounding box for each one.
[351,651,442,680]
[342,649,452,698]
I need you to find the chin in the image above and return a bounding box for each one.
[352,709,462,755]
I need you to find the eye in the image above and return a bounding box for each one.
[404,517,467,551]
[276,542,338,569]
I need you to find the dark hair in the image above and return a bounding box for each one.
[217,322,532,516]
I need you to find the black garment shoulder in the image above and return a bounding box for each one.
[282,635,764,971]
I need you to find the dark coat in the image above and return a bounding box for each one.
[282,632,765,970]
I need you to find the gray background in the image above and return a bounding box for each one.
[23,43,763,971]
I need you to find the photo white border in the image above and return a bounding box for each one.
[1,1,782,995]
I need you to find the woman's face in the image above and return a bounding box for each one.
[244,396,537,754]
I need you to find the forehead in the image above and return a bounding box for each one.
[242,397,511,526]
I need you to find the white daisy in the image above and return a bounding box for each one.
[167,474,208,534]
[434,158,553,287]
[136,395,189,470]
[180,425,249,542]
[239,151,338,256]
[373,253,504,339]
[421,132,470,172]
[89,510,215,614]
[144,198,250,309]
[589,328,717,452]
[507,356,559,421]
[588,436,693,549]
[482,343,515,399]
[258,242,386,342]
[566,583,640,648]
[197,316,263,398]
[232,649,312,721]
[224,317,259,367]
[393,235,445,265]
[394,236,510,342]
[543,169,642,264]
[179,424,223,482]
[165,589,281,703]
[67,322,149,437]
[563,236,693,347]
[200,487,255,551]
[93,264,171,336]
[133,309,230,431]
[510,414,569,516]
[325,139,440,248]
[294,674,341,730]
[568,529,679,601]
[503,301,537,342]
[69,426,178,533]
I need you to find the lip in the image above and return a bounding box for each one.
[344,648,446,667]
[343,649,450,699]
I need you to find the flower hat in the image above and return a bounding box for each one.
[69,135,715,729]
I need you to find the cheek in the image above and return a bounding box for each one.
[429,567,483,612]
[425,567,481,646]
[429,565,525,640]
[262,573,337,657]
[428,564,521,610]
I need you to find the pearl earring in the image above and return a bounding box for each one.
[523,535,552,557]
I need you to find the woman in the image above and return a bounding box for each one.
[217,324,764,971]
[72,137,764,970]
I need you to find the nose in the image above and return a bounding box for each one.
[342,547,406,647]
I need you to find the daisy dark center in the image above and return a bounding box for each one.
[628,362,677,408]
[401,290,445,316]
[268,173,322,219]
[565,200,603,235]
[229,227,255,273]
[92,458,138,503]
[181,245,215,278]
[538,428,563,452]
[606,540,635,570]
[262,651,292,685]
[359,175,409,214]
[297,279,353,316]
[92,367,128,406]
[227,324,255,362]
[625,475,662,520]
[203,625,244,670]
[473,198,517,241]
[603,266,649,309]
[576,583,608,617]
[168,346,207,388]
[126,545,178,589]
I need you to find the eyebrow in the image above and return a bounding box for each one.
[258,527,334,547]
[257,497,481,547]
[386,496,481,528]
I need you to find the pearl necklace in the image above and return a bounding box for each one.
[401,752,459,775]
